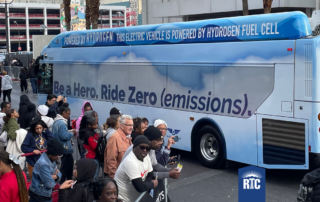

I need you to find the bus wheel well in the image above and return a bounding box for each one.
[191,119,227,159]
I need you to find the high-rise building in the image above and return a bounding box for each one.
[0,1,126,52]
[142,0,316,25]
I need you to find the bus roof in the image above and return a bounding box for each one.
[48,11,311,48]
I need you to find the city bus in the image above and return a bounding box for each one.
[38,11,319,170]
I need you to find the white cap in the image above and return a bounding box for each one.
[38,105,49,116]
[154,119,167,128]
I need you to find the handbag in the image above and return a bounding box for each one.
[0,131,7,146]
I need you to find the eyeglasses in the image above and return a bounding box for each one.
[123,124,134,127]
[139,146,150,152]
[158,128,167,131]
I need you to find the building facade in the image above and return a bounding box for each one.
[0,2,126,52]
[142,0,316,25]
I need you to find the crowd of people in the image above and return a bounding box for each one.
[0,93,181,202]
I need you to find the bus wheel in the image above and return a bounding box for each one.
[195,125,225,168]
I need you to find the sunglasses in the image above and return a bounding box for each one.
[139,146,150,152]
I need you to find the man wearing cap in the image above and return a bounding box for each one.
[115,136,158,202]
[38,105,54,131]
[104,114,132,178]
[110,107,121,116]
[122,126,181,180]
[29,139,64,202]
[154,119,176,166]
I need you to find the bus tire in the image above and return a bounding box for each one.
[195,125,225,168]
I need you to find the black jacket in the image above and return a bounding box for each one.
[28,66,37,78]
[45,101,59,119]
[58,159,96,202]
[301,168,320,201]
[18,101,36,129]
[19,72,28,81]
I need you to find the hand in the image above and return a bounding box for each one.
[51,175,57,180]
[152,179,158,188]
[57,95,63,102]
[33,150,41,155]
[72,129,77,135]
[54,169,59,175]
[169,156,177,165]
[167,136,175,150]
[59,180,74,189]
[169,168,180,179]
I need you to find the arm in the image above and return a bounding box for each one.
[132,176,155,192]
[7,121,19,141]
[88,135,98,150]
[44,129,55,140]
[39,164,57,189]
[155,146,171,166]
[106,136,118,178]
[1,77,3,90]
[58,123,73,141]
[21,133,34,154]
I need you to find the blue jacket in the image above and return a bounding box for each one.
[52,119,74,154]
[29,152,62,198]
[155,144,171,166]
[21,129,54,167]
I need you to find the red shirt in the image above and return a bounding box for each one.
[83,133,100,159]
[0,170,27,202]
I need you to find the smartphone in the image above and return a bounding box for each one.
[71,180,77,189]
[173,136,179,142]
[177,163,183,172]
[169,154,180,163]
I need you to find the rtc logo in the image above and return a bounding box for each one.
[242,171,262,189]
[167,128,180,135]
[238,166,265,202]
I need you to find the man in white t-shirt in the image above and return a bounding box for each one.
[0,102,10,151]
[37,105,54,131]
[115,135,158,202]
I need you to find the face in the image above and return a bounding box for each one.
[93,114,99,124]
[35,124,43,134]
[62,110,71,120]
[144,121,149,127]
[133,143,150,161]
[157,124,167,137]
[84,106,92,112]
[120,119,133,135]
[137,122,147,135]
[47,98,56,106]
[100,182,117,202]
[3,104,10,112]
[73,165,77,180]
[12,110,19,118]
[88,121,98,130]
[150,138,163,150]
[48,154,60,162]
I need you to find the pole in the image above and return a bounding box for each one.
[5,0,9,53]
[100,10,102,29]
[18,23,20,51]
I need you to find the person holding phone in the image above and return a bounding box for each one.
[154,119,177,166]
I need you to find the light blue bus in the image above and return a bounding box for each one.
[38,11,318,169]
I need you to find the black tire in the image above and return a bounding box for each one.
[195,125,225,168]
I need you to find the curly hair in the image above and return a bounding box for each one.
[88,178,119,200]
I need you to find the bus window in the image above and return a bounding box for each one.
[38,63,53,94]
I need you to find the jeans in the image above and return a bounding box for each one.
[93,159,103,181]
[30,78,38,94]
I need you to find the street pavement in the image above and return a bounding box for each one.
[10,81,310,202]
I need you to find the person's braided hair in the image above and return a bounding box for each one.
[87,178,119,200]
[0,151,28,202]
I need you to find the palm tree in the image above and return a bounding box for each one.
[63,0,71,31]
[242,0,249,15]
[85,0,100,29]
[263,0,273,14]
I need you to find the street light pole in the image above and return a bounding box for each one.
[1,0,14,53]
[14,21,20,51]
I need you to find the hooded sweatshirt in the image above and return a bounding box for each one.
[18,96,34,129]
[1,75,12,90]
[301,168,320,201]
[83,128,99,159]
[75,101,93,132]
[58,158,96,202]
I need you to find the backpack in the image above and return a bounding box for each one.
[297,184,313,202]
[95,135,107,163]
